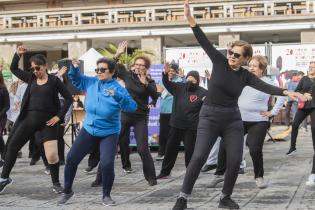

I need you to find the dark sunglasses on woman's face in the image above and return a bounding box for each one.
[30,66,41,72]
[228,50,242,59]
[95,67,109,74]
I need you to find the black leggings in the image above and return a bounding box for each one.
[118,113,156,181]
[0,117,6,158]
[216,121,269,179]
[290,108,315,150]
[181,105,244,196]
[158,113,171,156]
[1,111,58,179]
[160,127,196,175]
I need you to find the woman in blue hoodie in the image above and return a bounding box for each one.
[58,58,137,206]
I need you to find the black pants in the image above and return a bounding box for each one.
[88,143,100,168]
[0,117,6,159]
[181,105,244,196]
[118,113,156,181]
[216,121,269,179]
[1,111,58,179]
[58,126,65,162]
[290,108,315,149]
[160,127,196,175]
[158,113,171,156]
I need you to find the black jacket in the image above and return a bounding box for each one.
[10,53,72,121]
[0,84,10,119]
[117,64,159,115]
[162,72,207,130]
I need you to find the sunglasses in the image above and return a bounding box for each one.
[95,68,109,73]
[228,50,242,59]
[30,66,41,72]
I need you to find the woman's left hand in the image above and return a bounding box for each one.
[46,116,60,126]
[260,111,273,117]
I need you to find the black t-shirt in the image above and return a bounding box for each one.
[162,73,207,130]
[295,76,315,108]
[191,25,285,108]
[27,78,57,114]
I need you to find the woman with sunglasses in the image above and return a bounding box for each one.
[114,42,159,186]
[172,1,306,210]
[58,58,137,206]
[0,45,72,194]
[0,64,10,168]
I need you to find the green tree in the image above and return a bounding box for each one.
[98,43,155,65]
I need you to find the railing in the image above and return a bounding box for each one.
[0,0,314,32]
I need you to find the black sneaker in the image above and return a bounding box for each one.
[53,182,64,194]
[91,180,102,187]
[0,178,13,193]
[156,173,170,179]
[17,151,22,158]
[58,191,74,205]
[123,167,133,174]
[148,179,157,186]
[286,148,297,156]
[201,164,217,173]
[102,196,116,206]
[219,196,239,209]
[0,160,4,168]
[238,168,245,174]
[172,197,187,210]
[30,158,39,166]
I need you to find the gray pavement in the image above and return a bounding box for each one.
[1,125,315,210]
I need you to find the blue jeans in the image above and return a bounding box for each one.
[64,127,118,197]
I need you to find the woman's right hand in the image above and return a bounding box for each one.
[72,59,80,68]
[16,45,27,56]
[184,0,196,27]
[114,41,128,59]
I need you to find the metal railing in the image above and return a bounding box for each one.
[0,0,314,33]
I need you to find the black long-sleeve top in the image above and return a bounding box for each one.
[192,25,285,107]
[295,76,315,109]
[0,84,10,119]
[162,72,207,130]
[10,53,72,121]
[117,64,159,115]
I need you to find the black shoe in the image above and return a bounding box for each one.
[123,167,133,174]
[30,158,39,166]
[238,168,245,174]
[84,166,95,173]
[17,151,22,159]
[53,182,64,194]
[172,197,187,210]
[286,147,297,156]
[0,178,13,193]
[58,191,74,205]
[156,173,170,179]
[0,160,4,168]
[91,180,102,187]
[148,179,157,186]
[201,164,217,173]
[59,160,65,166]
[219,196,239,209]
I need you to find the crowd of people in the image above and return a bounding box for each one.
[0,0,314,209]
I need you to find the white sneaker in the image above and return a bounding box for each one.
[306,174,315,186]
[255,177,268,189]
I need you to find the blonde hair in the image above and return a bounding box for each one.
[248,55,268,76]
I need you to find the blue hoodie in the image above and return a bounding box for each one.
[69,65,137,137]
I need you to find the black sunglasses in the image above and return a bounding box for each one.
[30,66,41,72]
[95,67,109,73]
[228,50,242,59]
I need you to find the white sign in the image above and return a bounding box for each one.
[271,44,315,73]
[165,45,265,77]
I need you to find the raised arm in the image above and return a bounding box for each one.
[162,64,179,95]
[185,0,225,62]
[10,46,32,83]
[68,60,96,92]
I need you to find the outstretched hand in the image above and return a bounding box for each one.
[57,66,68,76]
[184,0,192,18]
[285,91,307,102]
[72,59,80,68]
[115,41,128,58]
[16,45,27,56]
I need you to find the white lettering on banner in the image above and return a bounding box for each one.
[272,44,315,74]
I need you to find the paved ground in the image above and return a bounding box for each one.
[1,125,315,210]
